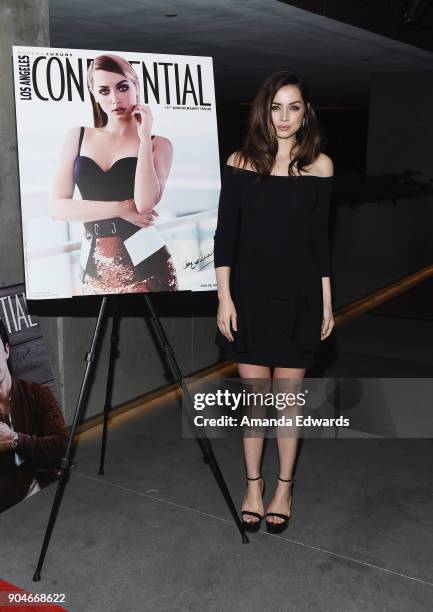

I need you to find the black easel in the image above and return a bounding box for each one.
[98,300,120,476]
[33,295,248,582]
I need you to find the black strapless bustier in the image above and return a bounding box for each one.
[73,155,140,240]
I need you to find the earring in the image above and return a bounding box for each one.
[302,117,306,128]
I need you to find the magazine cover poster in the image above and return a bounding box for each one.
[12,46,220,300]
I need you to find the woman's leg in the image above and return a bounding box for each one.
[238,362,271,524]
[265,366,306,525]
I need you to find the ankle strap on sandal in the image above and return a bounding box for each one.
[246,475,262,481]
[278,476,295,483]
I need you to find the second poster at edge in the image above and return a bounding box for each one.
[13,46,220,300]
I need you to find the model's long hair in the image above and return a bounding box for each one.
[87,54,140,127]
[235,71,322,177]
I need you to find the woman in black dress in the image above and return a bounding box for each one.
[214,71,335,533]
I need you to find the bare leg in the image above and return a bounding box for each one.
[265,367,306,525]
[238,362,271,524]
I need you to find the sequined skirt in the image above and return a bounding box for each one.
[82,237,178,294]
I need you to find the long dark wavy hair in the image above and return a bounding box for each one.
[87,54,140,127]
[235,71,322,177]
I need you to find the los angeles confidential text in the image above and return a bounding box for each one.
[16,54,212,106]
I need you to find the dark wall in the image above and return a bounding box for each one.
[367,70,433,179]
[277,0,433,53]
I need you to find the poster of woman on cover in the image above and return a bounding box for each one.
[12,46,220,300]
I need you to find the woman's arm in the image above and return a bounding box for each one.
[50,127,156,227]
[214,154,242,268]
[311,154,334,339]
[214,154,242,341]
[50,127,127,222]
[134,135,173,212]
[132,105,173,213]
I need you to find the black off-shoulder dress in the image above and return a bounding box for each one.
[213,164,334,368]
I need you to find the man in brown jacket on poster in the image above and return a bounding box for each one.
[0,319,68,513]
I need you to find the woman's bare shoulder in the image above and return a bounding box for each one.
[310,152,334,177]
[65,126,82,139]
[226,151,253,171]
[61,126,83,154]
[226,151,241,167]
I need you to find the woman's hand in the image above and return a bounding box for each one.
[321,304,334,340]
[132,104,153,141]
[217,295,238,342]
[119,198,158,228]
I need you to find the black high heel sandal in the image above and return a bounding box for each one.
[265,476,295,534]
[241,475,265,533]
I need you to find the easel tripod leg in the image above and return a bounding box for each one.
[33,297,108,581]
[143,295,249,543]
[180,380,249,542]
[99,307,120,475]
